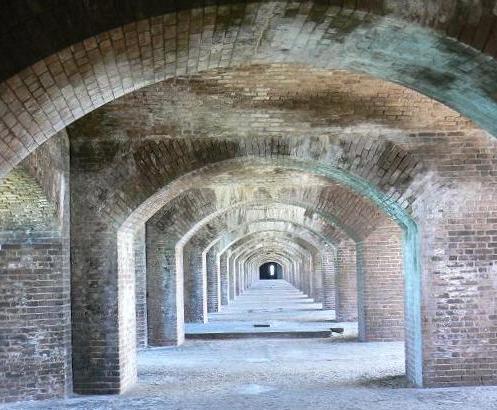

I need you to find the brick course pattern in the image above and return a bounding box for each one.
[357,219,405,342]
[1,7,497,401]
[0,132,71,403]
[1,1,497,179]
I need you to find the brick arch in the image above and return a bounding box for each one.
[178,203,346,323]
[176,202,355,316]
[206,223,336,310]
[2,1,497,179]
[119,156,415,238]
[236,238,312,265]
[241,241,310,272]
[3,0,497,83]
[70,152,419,393]
[244,244,308,285]
[213,225,337,306]
[225,230,323,257]
[243,241,307,266]
[147,203,346,339]
[148,192,356,247]
[214,223,334,256]
[229,236,315,289]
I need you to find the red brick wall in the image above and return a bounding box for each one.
[357,219,404,342]
[0,132,71,403]
[335,240,358,322]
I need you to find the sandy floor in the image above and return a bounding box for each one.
[4,280,497,409]
[186,279,356,337]
[4,338,497,410]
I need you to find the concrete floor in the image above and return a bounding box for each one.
[186,279,356,338]
[4,280,497,409]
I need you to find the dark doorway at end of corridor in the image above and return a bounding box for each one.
[259,262,283,280]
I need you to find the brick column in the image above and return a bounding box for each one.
[234,256,242,296]
[219,252,229,306]
[0,132,72,402]
[321,250,336,310]
[145,225,184,346]
[299,260,312,297]
[335,240,358,321]
[183,242,207,324]
[415,187,497,387]
[228,252,236,301]
[206,246,221,313]
[311,254,323,302]
[357,219,404,342]
[134,226,147,348]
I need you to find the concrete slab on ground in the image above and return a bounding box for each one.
[185,280,357,339]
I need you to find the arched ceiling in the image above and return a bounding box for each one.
[61,66,497,243]
[146,181,387,249]
[2,0,497,82]
[2,1,497,179]
[212,225,332,257]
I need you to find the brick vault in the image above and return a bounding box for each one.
[1,1,497,407]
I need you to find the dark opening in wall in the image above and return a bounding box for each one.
[259,262,283,280]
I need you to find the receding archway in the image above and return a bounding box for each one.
[259,261,283,280]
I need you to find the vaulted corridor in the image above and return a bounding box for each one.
[4,2,497,408]
[186,279,356,339]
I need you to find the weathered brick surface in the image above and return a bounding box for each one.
[414,185,497,387]
[2,12,497,400]
[134,226,147,349]
[145,225,184,346]
[2,0,497,84]
[335,240,358,322]
[1,0,497,181]
[183,241,208,324]
[219,252,229,306]
[64,60,497,392]
[357,218,404,342]
[321,250,336,310]
[205,245,221,313]
[0,132,71,403]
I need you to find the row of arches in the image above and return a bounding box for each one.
[1,1,497,404]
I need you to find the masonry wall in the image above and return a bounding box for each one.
[134,226,147,348]
[335,240,358,322]
[0,132,71,403]
[311,254,323,303]
[321,251,336,310]
[357,219,404,342]
[206,247,220,313]
[415,184,497,387]
[145,225,184,346]
[183,242,207,323]
[219,253,229,306]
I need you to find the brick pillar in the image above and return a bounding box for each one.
[134,226,147,349]
[311,254,324,302]
[219,252,229,305]
[71,224,137,394]
[416,187,497,387]
[234,256,242,296]
[299,260,312,297]
[357,219,404,342]
[183,242,207,323]
[0,132,72,402]
[145,225,184,346]
[321,250,336,310]
[238,259,245,292]
[228,252,236,301]
[335,240,358,321]
[206,247,221,313]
